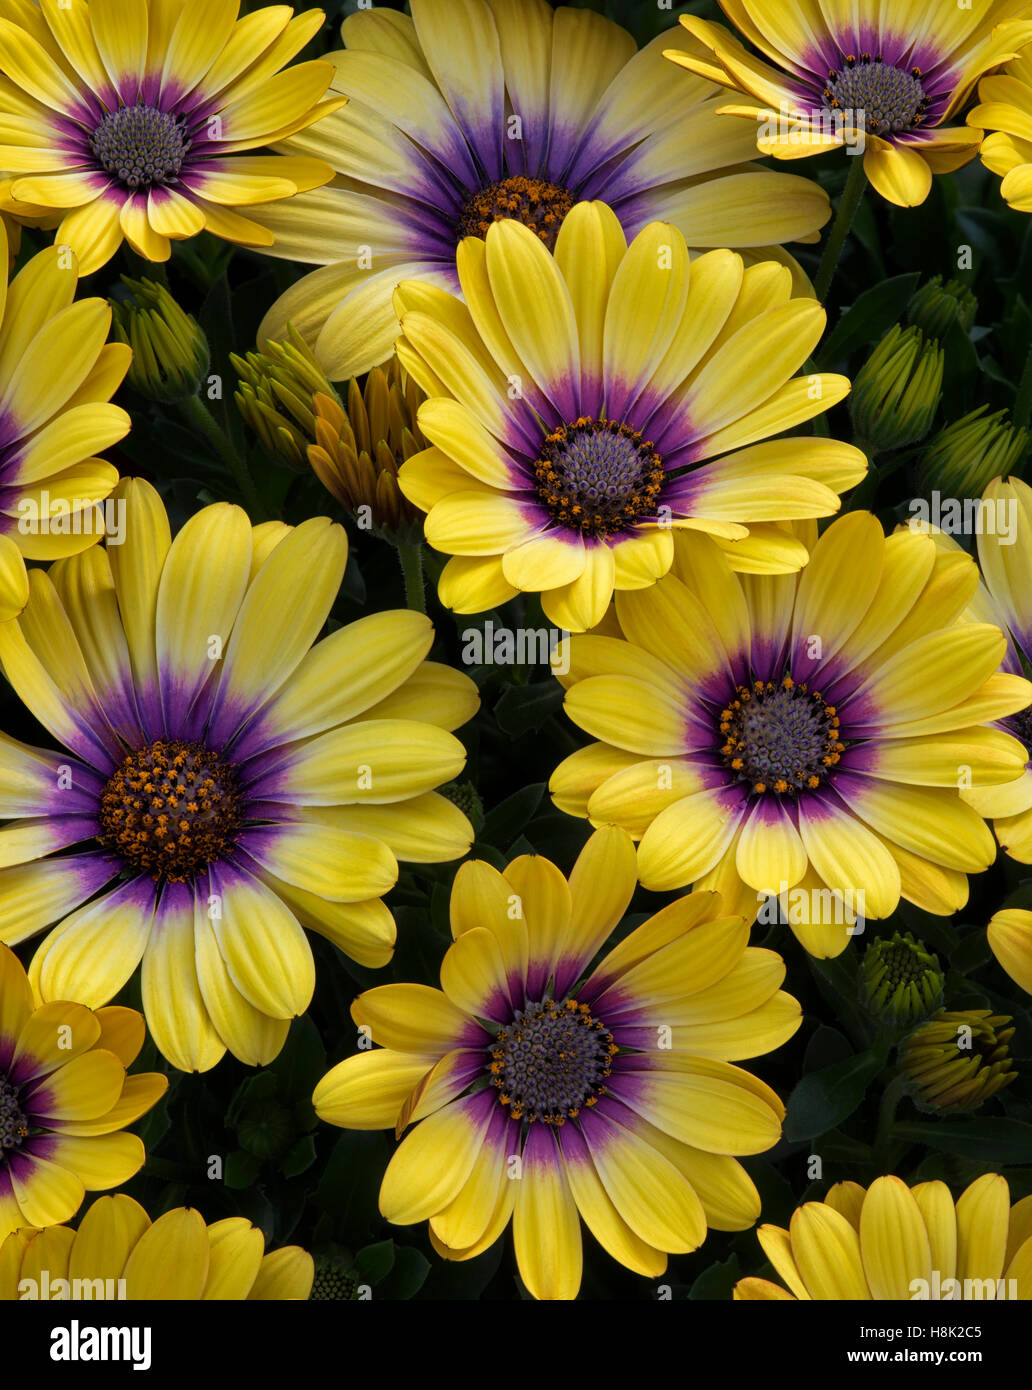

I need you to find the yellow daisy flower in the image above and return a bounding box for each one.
[735,1174,1032,1300]
[0,218,130,561]
[970,49,1032,210]
[666,1,1032,207]
[988,907,1032,994]
[252,0,832,380]
[550,515,1032,958]
[314,827,800,1301]
[0,943,166,1242]
[0,535,27,623]
[0,478,479,1073]
[959,476,1032,862]
[393,204,866,631]
[0,0,346,274]
[0,1194,312,1299]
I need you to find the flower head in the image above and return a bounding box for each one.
[252,0,831,380]
[313,828,800,1300]
[395,205,866,630]
[0,222,130,562]
[0,480,478,1073]
[0,0,346,274]
[987,907,1032,994]
[970,49,1032,210]
[550,513,1032,957]
[958,476,1032,861]
[898,1009,1016,1112]
[0,944,166,1242]
[0,1194,312,1299]
[666,2,1032,206]
[735,1174,1032,1299]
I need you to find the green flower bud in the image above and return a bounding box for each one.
[440,779,484,833]
[110,276,209,402]
[915,405,1028,498]
[850,324,944,453]
[860,931,944,1028]
[232,325,341,471]
[307,357,425,534]
[309,1253,362,1301]
[898,1009,1017,1113]
[906,275,977,340]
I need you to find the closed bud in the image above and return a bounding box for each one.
[232,324,340,470]
[850,324,943,453]
[915,405,1028,498]
[111,276,209,402]
[906,275,977,340]
[860,930,944,1029]
[898,1009,1017,1113]
[308,356,425,535]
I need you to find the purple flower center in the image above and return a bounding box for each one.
[823,54,929,134]
[534,418,665,539]
[98,739,242,882]
[89,104,190,190]
[0,1074,28,1159]
[719,678,845,795]
[490,998,616,1125]
[456,175,573,251]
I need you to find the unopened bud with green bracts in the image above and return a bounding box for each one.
[860,930,944,1028]
[110,276,209,402]
[915,405,1028,498]
[897,1009,1017,1113]
[850,324,944,453]
[232,324,341,471]
[906,275,977,341]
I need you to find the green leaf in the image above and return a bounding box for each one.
[803,1025,853,1073]
[688,1254,740,1300]
[479,782,545,847]
[894,1118,1032,1164]
[784,1049,884,1141]
[269,1015,327,1101]
[379,1244,431,1300]
[355,1239,396,1285]
[224,1149,262,1189]
[281,1134,317,1178]
[819,273,922,366]
[493,680,563,736]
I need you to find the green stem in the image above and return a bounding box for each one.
[177,394,267,520]
[1014,342,1032,429]
[873,1073,907,1170]
[814,156,868,303]
[397,539,426,613]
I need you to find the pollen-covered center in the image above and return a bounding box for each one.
[719,677,845,795]
[0,1075,28,1158]
[490,998,617,1125]
[457,175,574,250]
[98,739,242,882]
[823,54,929,135]
[535,418,665,538]
[89,104,190,190]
